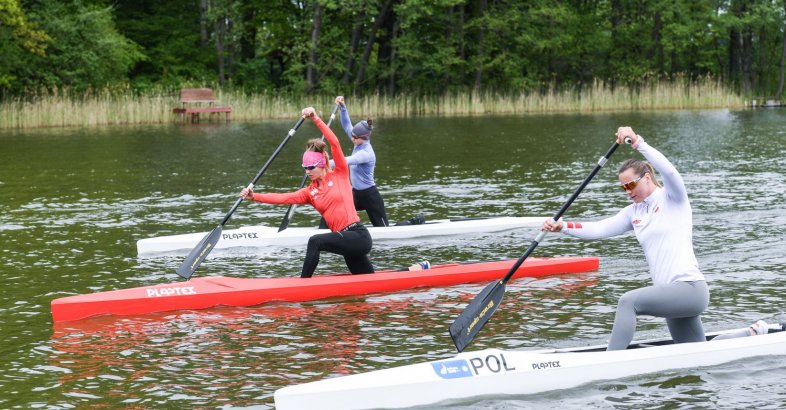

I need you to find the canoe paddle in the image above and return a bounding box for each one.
[449,139,626,352]
[175,117,306,280]
[277,103,340,232]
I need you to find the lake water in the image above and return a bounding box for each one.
[1,109,785,408]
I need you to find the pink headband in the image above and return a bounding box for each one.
[302,151,326,168]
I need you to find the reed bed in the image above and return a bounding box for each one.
[0,78,745,129]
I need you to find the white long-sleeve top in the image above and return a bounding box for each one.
[561,139,704,285]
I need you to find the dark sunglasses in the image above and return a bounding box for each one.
[620,174,645,191]
[302,158,324,171]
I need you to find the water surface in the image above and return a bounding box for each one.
[1,109,785,408]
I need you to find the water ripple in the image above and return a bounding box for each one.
[2,111,786,408]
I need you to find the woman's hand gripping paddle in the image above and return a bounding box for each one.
[175,117,307,280]
[448,140,626,352]
[277,103,340,232]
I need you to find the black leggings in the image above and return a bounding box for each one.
[301,223,374,278]
[353,186,389,227]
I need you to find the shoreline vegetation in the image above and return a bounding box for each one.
[0,78,746,130]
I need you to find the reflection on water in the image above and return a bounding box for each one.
[1,109,786,408]
[49,303,376,407]
[47,273,599,408]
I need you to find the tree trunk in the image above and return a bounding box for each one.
[341,12,366,86]
[776,18,786,100]
[216,17,226,86]
[377,8,396,94]
[388,19,399,95]
[200,0,209,47]
[741,27,753,95]
[650,11,664,72]
[757,27,766,94]
[307,2,323,94]
[729,0,749,93]
[610,0,622,87]
[458,4,466,61]
[611,0,622,29]
[355,0,391,87]
[729,26,742,89]
[473,0,487,94]
[227,17,235,82]
[239,7,257,61]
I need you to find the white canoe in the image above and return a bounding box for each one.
[274,323,786,409]
[136,216,545,255]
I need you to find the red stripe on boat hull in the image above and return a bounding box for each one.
[51,256,598,322]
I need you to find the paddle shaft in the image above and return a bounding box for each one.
[449,140,624,352]
[499,141,621,284]
[222,117,306,226]
[175,116,306,279]
[278,104,340,232]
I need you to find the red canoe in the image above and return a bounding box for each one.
[51,256,599,322]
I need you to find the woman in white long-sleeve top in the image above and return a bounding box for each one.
[542,126,709,351]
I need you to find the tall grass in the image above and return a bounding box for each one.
[0,77,745,129]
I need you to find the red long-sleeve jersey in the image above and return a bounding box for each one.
[252,117,360,232]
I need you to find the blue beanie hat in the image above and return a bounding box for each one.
[352,120,372,139]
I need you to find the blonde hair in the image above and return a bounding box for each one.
[305,138,331,171]
[306,138,326,152]
[618,159,661,187]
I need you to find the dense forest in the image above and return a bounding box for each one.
[2,0,785,99]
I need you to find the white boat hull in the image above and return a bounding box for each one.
[274,325,786,409]
[136,216,544,255]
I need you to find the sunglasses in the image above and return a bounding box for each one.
[620,174,645,191]
[302,159,323,171]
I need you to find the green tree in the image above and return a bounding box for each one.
[5,0,786,99]
[114,0,213,89]
[392,0,470,94]
[12,0,144,92]
[0,0,50,89]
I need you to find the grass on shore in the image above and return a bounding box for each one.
[0,78,745,129]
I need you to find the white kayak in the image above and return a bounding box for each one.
[274,323,786,410]
[136,216,545,255]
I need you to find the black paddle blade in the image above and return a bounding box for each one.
[277,204,297,232]
[176,225,223,280]
[277,215,291,232]
[449,281,507,352]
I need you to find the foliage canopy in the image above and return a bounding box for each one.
[2,0,785,98]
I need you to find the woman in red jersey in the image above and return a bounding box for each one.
[240,107,375,278]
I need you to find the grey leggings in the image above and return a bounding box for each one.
[607,280,709,351]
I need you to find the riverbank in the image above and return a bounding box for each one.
[0,78,745,129]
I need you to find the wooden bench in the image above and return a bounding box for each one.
[750,98,782,108]
[172,88,232,123]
